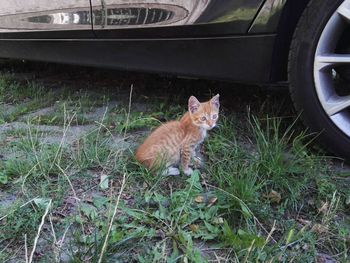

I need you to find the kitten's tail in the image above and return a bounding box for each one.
[135,149,153,168]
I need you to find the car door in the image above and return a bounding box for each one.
[91,0,265,38]
[0,0,94,38]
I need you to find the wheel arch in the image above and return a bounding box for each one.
[269,0,312,82]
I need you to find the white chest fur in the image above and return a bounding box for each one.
[198,127,207,144]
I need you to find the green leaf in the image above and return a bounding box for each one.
[0,171,8,184]
[99,174,109,190]
[221,221,264,249]
[80,203,97,220]
[240,202,251,219]
[204,221,218,234]
[33,198,51,209]
[110,230,123,243]
[92,195,109,208]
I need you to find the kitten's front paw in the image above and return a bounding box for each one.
[164,167,180,176]
[183,168,194,176]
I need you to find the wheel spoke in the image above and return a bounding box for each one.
[337,0,350,21]
[324,95,350,116]
[315,54,350,70]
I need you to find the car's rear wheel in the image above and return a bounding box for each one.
[289,0,350,160]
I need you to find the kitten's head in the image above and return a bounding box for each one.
[188,94,220,130]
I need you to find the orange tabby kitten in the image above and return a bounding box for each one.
[135,94,220,175]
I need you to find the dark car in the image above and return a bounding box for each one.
[0,0,349,159]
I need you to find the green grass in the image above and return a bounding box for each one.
[0,70,349,262]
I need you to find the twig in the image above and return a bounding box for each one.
[49,214,60,262]
[49,105,76,171]
[58,223,72,247]
[123,84,133,138]
[21,163,41,196]
[24,234,28,263]
[98,173,127,263]
[243,239,255,263]
[29,199,52,263]
[56,164,79,201]
[261,220,276,251]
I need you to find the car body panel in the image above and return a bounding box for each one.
[0,0,95,38]
[0,0,311,83]
[91,0,265,38]
[248,0,287,33]
[0,34,276,82]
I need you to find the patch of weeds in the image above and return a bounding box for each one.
[0,73,349,262]
[0,76,50,103]
[29,113,92,126]
[150,101,185,121]
[105,107,161,133]
[0,199,44,246]
[0,76,57,121]
[203,113,348,261]
[60,91,109,114]
[2,158,36,182]
[68,172,234,262]
[106,100,184,133]
[4,128,28,137]
[205,117,260,214]
[75,92,109,113]
[249,115,323,208]
[316,177,338,200]
[71,130,120,170]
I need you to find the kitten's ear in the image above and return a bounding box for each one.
[188,96,201,114]
[211,94,220,109]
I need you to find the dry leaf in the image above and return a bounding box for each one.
[311,223,328,234]
[265,190,282,203]
[207,196,218,207]
[297,218,312,226]
[189,224,199,232]
[318,201,329,214]
[194,195,204,203]
[213,217,224,225]
[5,136,16,142]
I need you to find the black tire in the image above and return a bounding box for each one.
[289,0,350,160]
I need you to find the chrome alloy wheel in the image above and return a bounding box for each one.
[314,0,350,136]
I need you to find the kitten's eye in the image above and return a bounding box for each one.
[212,114,218,120]
[200,116,206,121]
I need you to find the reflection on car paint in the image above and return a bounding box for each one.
[93,5,188,27]
[94,1,210,28]
[27,11,90,25]
[0,8,92,31]
[0,0,92,32]
[249,0,286,33]
[0,0,266,31]
[25,6,186,28]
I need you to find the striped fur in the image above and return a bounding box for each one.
[135,95,220,175]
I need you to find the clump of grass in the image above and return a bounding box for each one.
[0,75,57,122]
[249,115,322,208]
[204,113,350,262]
[29,113,92,126]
